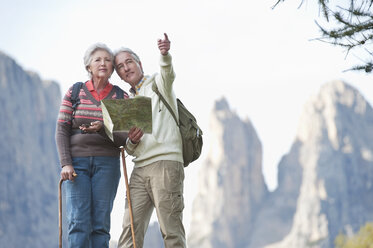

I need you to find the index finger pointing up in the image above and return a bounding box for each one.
[164,33,169,41]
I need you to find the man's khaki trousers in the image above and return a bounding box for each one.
[117,160,186,248]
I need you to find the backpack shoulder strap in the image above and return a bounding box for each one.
[113,85,125,99]
[152,81,179,126]
[71,82,83,109]
[70,82,83,120]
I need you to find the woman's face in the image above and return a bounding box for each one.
[88,49,113,80]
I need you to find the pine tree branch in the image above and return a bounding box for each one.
[273,0,373,73]
[319,0,330,21]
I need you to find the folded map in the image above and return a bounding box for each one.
[101,96,152,141]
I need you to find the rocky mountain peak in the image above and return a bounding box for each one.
[214,97,230,111]
[297,80,370,147]
[268,80,373,248]
[188,98,268,248]
[188,80,373,248]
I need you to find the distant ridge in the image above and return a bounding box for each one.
[188,81,373,248]
[0,50,62,247]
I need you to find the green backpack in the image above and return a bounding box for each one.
[152,82,203,167]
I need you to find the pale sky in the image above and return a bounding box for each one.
[1,0,372,242]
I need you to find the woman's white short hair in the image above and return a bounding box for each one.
[83,43,114,78]
[114,47,141,64]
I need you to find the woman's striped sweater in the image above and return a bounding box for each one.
[56,80,129,167]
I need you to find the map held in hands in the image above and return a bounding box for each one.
[101,96,152,141]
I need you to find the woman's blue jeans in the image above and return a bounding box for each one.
[65,156,120,248]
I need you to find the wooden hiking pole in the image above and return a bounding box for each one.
[58,172,77,248]
[121,147,137,248]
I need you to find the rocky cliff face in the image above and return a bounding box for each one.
[248,140,303,247]
[188,81,373,248]
[267,81,373,248]
[0,51,61,247]
[188,98,269,248]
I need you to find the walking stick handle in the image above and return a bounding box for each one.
[59,172,77,248]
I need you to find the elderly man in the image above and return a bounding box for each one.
[114,33,186,248]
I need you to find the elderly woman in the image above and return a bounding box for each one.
[56,43,142,248]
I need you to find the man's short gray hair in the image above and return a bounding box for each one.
[114,47,141,65]
[83,43,114,78]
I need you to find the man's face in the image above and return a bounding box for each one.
[115,52,143,88]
